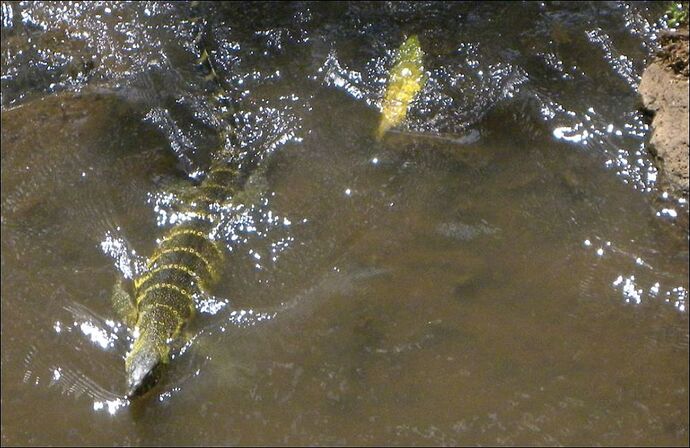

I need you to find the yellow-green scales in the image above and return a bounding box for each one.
[112,162,239,397]
[111,2,240,397]
[376,35,426,140]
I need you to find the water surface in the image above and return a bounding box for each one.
[1,1,688,445]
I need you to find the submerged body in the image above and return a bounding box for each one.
[113,1,244,398]
[115,164,240,397]
[376,35,426,141]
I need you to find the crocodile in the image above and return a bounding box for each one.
[112,2,246,398]
[113,163,243,397]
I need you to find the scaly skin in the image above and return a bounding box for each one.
[123,164,238,397]
[117,2,244,398]
[376,35,426,141]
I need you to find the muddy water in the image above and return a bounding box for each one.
[1,1,688,446]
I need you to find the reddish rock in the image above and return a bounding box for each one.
[639,29,689,196]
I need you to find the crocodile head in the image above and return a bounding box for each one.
[125,342,162,398]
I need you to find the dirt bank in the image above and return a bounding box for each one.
[638,27,689,197]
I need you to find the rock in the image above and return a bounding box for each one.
[639,29,689,197]
[657,29,689,77]
[436,221,498,241]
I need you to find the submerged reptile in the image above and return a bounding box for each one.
[113,164,239,397]
[114,22,425,399]
[376,34,426,141]
[112,3,245,398]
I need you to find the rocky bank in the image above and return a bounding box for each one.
[639,28,689,197]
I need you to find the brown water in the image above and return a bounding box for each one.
[1,1,688,446]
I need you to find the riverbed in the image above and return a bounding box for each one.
[1,2,688,445]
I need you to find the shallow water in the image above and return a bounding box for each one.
[1,1,688,445]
